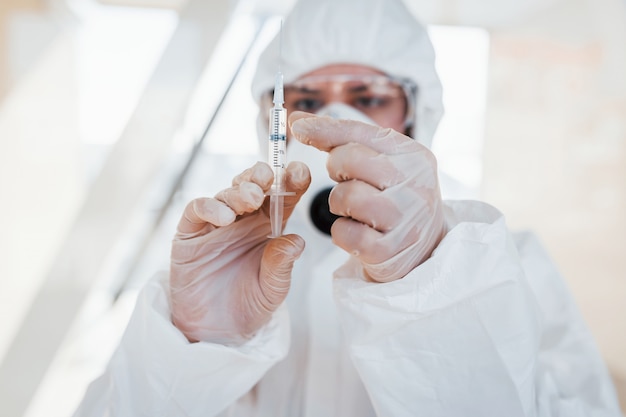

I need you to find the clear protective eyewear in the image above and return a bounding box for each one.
[261,74,417,133]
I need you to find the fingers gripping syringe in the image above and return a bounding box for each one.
[267,70,294,238]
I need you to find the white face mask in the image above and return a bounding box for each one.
[316,102,378,124]
[289,102,378,235]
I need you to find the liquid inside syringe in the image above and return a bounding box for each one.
[267,70,294,238]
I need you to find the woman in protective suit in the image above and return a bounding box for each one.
[74,0,621,415]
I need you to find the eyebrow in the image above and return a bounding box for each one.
[286,84,371,96]
[286,86,322,95]
[347,84,370,93]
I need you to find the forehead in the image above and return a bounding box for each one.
[296,63,387,79]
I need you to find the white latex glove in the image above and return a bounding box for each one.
[170,161,310,345]
[289,111,445,282]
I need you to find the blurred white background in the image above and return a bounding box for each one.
[0,0,624,415]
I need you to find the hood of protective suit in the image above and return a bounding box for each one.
[251,0,444,148]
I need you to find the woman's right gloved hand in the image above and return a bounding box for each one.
[169,161,311,346]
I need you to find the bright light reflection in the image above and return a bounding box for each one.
[429,25,490,198]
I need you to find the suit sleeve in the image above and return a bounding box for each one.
[73,273,290,417]
[333,200,621,417]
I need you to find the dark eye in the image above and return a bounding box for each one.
[354,96,388,109]
[292,98,324,112]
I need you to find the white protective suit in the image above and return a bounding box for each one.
[74,0,622,416]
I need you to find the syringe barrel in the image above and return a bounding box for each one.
[268,106,287,193]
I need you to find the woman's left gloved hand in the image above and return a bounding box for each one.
[289,111,446,282]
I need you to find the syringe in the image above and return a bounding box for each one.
[267,70,294,238]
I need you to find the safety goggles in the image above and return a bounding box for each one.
[261,74,417,131]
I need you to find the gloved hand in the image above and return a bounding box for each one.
[169,161,311,345]
[289,111,446,283]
